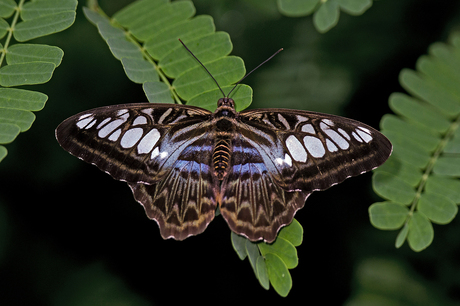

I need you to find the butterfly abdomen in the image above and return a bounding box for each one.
[213,137,232,180]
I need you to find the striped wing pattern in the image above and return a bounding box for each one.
[56,101,392,243]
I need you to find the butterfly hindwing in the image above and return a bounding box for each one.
[219,134,310,243]
[56,103,212,184]
[238,108,392,192]
[129,136,218,240]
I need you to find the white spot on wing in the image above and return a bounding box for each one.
[303,136,326,157]
[137,128,160,154]
[84,118,97,129]
[158,108,172,124]
[325,139,338,152]
[338,128,350,140]
[120,128,143,148]
[278,114,290,129]
[79,113,92,120]
[301,123,315,134]
[322,119,334,126]
[356,127,373,143]
[284,153,292,167]
[96,118,111,129]
[98,119,124,138]
[352,131,363,142]
[117,109,129,116]
[108,128,121,141]
[296,115,309,122]
[76,116,94,129]
[286,135,307,162]
[133,116,147,126]
[151,147,159,159]
[320,122,349,150]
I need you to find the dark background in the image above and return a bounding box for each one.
[1,0,460,305]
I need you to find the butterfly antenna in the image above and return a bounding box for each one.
[179,39,283,98]
[226,47,283,98]
[179,39,226,98]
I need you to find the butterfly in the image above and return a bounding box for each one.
[55,43,392,243]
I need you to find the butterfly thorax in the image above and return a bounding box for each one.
[212,98,237,180]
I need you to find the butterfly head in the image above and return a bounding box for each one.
[217,97,235,109]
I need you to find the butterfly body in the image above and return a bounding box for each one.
[56,98,391,243]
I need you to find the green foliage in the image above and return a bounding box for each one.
[84,0,303,296]
[345,258,454,305]
[0,0,76,162]
[83,0,252,111]
[277,0,373,33]
[369,33,460,252]
[231,219,303,297]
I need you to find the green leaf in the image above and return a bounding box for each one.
[20,0,77,20]
[0,17,9,39]
[277,218,303,246]
[106,37,144,60]
[373,156,421,187]
[0,62,56,86]
[265,253,292,297]
[369,202,409,230]
[382,130,431,168]
[143,82,174,103]
[259,237,298,269]
[114,0,195,41]
[231,232,247,260]
[381,114,439,152]
[14,11,76,42]
[144,15,215,60]
[6,44,64,66]
[0,0,16,18]
[425,175,460,203]
[0,145,6,162]
[407,212,433,252]
[0,88,47,111]
[389,93,450,133]
[373,172,416,205]
[313,0,340,33]
[121,57,159,84]
[256,256,270,290]
[173,56,245,101]
[277,0,373,32]
[0,122,19,143]
[160,32,232,78]
[0,107,35,131]
[245,239,260,275]
[395,223,409,248]
[418,193,457,224]
[276,0,319,17]
[432,156,460,177]
[338,0,372,15]
[399,69,460,117]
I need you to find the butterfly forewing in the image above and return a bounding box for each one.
[238,109,392,192]
[56,103,212,185]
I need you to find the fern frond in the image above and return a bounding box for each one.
[277,0,373,33]
[370,32,460,252]
[0,0,77,162]
[83,0,252,111]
